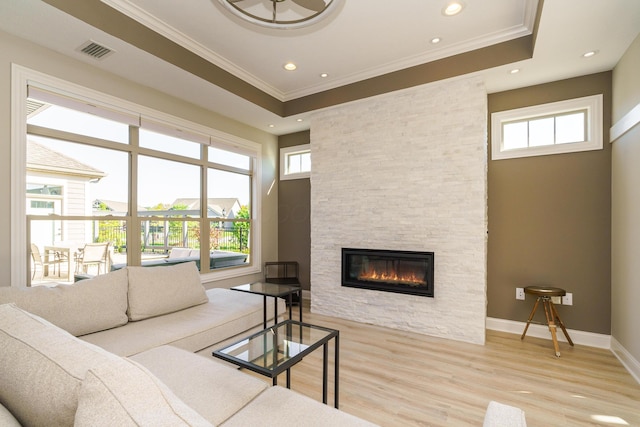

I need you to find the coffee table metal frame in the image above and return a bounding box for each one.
[212,320,340,408]
[231,282,302,328]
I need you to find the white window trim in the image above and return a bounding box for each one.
[280,144,310,180]
[11,63,262,287]
[491,94,603,160]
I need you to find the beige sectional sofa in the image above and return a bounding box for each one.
[0,262,377,426]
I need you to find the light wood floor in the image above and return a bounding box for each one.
[267,303,640,427]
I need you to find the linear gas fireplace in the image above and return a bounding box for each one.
[342,248,434,297]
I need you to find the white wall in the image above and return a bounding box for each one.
[309,76,488,345]
[611,33,640,381]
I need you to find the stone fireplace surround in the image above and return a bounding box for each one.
[309,76,488,345]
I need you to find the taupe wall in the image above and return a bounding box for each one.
[488,72,612,334]
[611,34,640,363]
[277,131,311,291]
[0,30,278,288]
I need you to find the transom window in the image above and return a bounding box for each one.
[280,144,310,180]
[491,95,603,160]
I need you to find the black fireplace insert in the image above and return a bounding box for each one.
[342,248,434,297]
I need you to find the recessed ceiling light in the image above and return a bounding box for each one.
[582,50,598,58]
[283,62,297,71]
[431,37,442,44]
[268,124,275,128]
[443,1,464,16]
[320,73,328,78]
[296,118,304,122]
[510,68,520,74]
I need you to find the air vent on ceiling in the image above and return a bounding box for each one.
[77,40,115,60]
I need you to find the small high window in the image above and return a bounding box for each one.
[280,144,310,180]
[491,95,602,160]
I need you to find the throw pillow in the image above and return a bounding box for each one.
[0,303,119,426]
[75,357,213,427]
[0,268,129,336]
[126,261,208,321]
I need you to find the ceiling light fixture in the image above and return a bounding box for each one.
[443,1,464,16]
[431,37,442,44]
[218,0,342,30]
[320,73,329,78]
[582,50,598,58]
[510,68,520,74]
[284,62,297,71]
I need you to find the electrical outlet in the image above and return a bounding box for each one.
[562,293,573,305]
[551,296,561,304]
[516,287,525,300]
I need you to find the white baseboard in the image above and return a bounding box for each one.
[485,317,611,349]
[611,337,640,385]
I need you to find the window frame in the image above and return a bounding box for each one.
[11,64,262,287]
[491,94,603,160]
[280,144,311,180]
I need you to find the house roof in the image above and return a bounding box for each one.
[93,199,146,214]
[171,198,240,217]
[27,140,106,180]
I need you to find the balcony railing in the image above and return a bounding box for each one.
[96,223,249,255]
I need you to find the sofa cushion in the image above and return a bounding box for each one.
[0,268,128,336]
[131,345,269,425]
[0,303,120,427]
[127,261,208,321]
[169,247,193,258]
[80,288,283,356]
[220,386,378,427]
[0,403,21,427]
[75,356,213,427]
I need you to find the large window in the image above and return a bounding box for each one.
[16,75,260,286]
[491,95,603,160]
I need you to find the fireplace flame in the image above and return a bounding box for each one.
[358,265,426,287]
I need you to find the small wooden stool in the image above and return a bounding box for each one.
[520,286,574,357]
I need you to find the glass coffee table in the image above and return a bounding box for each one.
[213,320,339,408]
[231,282,302,328]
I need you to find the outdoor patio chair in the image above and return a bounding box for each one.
[30,243,62,280]
[75,242,110,275]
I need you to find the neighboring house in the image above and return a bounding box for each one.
[171,198,241,229]
[27,140,105,249]
[93,199,145,216]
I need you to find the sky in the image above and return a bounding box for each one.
[27,105,250,208]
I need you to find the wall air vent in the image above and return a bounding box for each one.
[77,40,115,60]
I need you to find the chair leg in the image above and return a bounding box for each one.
[521,297,540,340]
[550,301,574,346]
[542,298,561,357]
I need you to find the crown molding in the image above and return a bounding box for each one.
[284,24,533,101]
[102,0,536,102]
[100,0,286,100]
